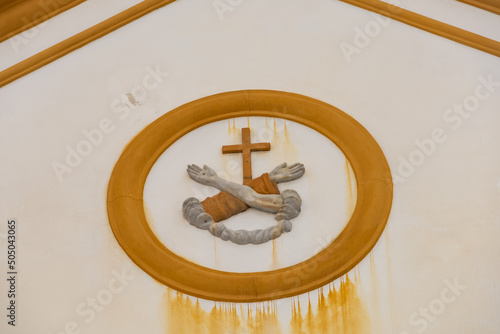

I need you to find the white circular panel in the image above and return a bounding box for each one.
[143,117,356,273]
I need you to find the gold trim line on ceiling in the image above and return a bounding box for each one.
[0,0,86,44]
[0,0,499,88]
[457,0,500,16]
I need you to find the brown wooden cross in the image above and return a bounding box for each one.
[222,127,271,185]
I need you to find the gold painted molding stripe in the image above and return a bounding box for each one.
[0,0,177,88]
[1,0,499,88]
[339,0,500,57]
[457,0,500,16]
[0,0,86,44]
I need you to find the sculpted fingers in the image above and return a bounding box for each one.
[290,162,304,170]
[289,163,305,178]
[270,162,287,175]
[187,164,202,173]
[287,163,305,181]
[187,165,200,178]
[203,165,218,177]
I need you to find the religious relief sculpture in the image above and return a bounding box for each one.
[182,127,305,245]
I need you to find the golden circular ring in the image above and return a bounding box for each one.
[107,90,393,302]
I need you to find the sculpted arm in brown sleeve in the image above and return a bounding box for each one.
[182,163,304,244]
[187,164,284,213]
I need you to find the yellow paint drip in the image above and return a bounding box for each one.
[272,239,279,269]
[270,118,297,163]
[165,290,282,333]
[345,159,356,217]
[290,276,369,334]
[385,230,397,333]
[227,119,241,144]
[284,120,290,144]
[213,236,219,268]
[290,298,303,334]
[143,203,162,238]
[370,252,383,332]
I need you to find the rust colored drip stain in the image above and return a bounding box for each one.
[284,120,289,144]
[143,203,162,239]
[385,230,397,333]
[213,236,219,268]
[226,120,241,151]
[306,294,314,331]
[271,119,281,151]
[345,159,356,217]
[290,298,304,334]
[278,119,298,161]
[290,276,369,334]
[272,239,279,269]
[370,252,383,332]
[165,290,282,333]
[369,253,376,289]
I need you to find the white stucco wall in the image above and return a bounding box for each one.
[1,0,499,333]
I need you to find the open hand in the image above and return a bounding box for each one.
[269,162,305,183]
[187,164,219,186]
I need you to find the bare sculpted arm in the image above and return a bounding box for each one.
[187,164,283,213]
[184,163,303,245]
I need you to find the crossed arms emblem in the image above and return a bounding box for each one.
[182,127,305,245]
